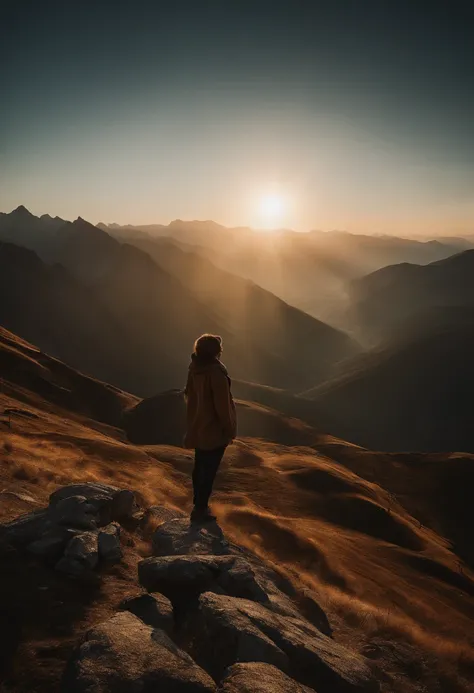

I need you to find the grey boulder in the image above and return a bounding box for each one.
[110,489,136,521]
[49,483,137,526]
[50,495,98,530]
[185,592,378,692]
[49,483,120,506]
[56,531,99,579]
[2,509,50,546]
[120,592,174,633]
[27,527,79,560]
[62,611,216,692]
[219,662,315,692]
[139,554,269,605]
[139,555,219,600]
[152,518,231,557]
[98,523,122,563]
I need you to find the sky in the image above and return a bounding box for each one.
[1,0,473,234]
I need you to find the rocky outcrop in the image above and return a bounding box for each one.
[2,482,137,580]
[184,592,376,692]
[140,515,378,692]
[2,485,379,692]
[62,612,216,692]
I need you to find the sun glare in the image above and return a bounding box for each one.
[258,193,286,230]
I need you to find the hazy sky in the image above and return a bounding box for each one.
[1,0,473,233]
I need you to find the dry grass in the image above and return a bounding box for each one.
[1,384,474,692]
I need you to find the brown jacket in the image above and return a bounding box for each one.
[184,355,237,450]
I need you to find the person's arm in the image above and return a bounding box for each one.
[211,369,236,440]
[184,371,192,402]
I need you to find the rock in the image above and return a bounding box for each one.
[152,518,231,557]
[298,588,332,637]
[49,483,138,527]
[62,611,216,692]
[219,662,315,692]
[55,556,100,583]
[217,558,269,603]
[140,555,218,596]
[139,554,269,606]
[0,490,38,504]
[65,531,99,569]
[2,509,50,546]
[98,523,122,563]
[120,593,174,633]
[49,483,120,506]
[50,495,98,530]
[141,505,185,530]
[56,531,99,579]
[184,593,289,679]
[110,490,136,521]
[185,592,378,692]
[27,527,78,560]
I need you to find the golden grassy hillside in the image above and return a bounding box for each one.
[1,327,473,693]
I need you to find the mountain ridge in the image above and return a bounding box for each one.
[0,208,358,394]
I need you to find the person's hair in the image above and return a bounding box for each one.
[193,334,222,360]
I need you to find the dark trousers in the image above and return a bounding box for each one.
[192,446,226,509]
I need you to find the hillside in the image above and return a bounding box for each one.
[351,249,474,344]
[302,310,474,452]
[103,220,469,325]
[108,233,358,387]
[0,207,358,392]
[1,327,474,692]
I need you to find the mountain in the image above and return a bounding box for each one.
[0,207,358,392]
[103,220,471,326]
[0,241,144,392]
[105,233,359,389]
[0,325,137,428]
[351,249,474,344]
[1,326,473,692]
[0,205,64,252]
[302,308,474,452]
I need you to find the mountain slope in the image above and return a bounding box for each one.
[0,326,473,692]
[302,310,474,452]
[0,241,146,392]
[351,249,474,344]
[109,233,359,389]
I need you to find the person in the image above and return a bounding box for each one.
[184,334,236,522]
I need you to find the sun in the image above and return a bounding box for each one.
[257,193,286,229]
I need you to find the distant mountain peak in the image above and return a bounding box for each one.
[11,205,33,217]
[72,216,98,230]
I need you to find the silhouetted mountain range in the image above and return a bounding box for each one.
[3,205,474,452]
[0,207,358,394]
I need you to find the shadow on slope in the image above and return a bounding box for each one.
[123,389,318,447]
[302,313,474,453]
[0,326,137,428]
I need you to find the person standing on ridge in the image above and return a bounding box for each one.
[184,334,236,522]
